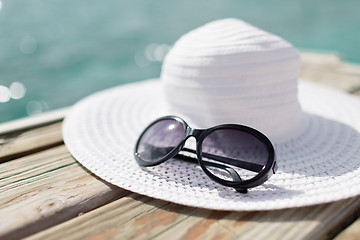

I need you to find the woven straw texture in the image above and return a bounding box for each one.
[161,19,303,141]
[63,79,360,211]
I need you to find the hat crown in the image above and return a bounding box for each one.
[161,18,304,141]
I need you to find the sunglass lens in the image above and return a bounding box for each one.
[136,119,186,163]
[201,128,268,183]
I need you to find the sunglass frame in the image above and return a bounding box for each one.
[134,115,277,193]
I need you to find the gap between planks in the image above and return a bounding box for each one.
[0,121,64,163]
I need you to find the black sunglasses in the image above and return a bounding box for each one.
[134,116,277,193]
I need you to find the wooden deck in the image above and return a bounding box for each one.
[1,52,360,240]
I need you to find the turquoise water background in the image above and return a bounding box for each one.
[0,0,359,123]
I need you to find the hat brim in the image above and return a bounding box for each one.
[63,79,360,211]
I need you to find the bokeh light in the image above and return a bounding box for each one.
[26,101,49,116]
[134,43,171,68]
[0,86,11,103]
[10,82,26,99]
[145,43,171,62]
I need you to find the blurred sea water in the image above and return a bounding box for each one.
[0,0,359,123]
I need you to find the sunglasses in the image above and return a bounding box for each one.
[134,116,277,193]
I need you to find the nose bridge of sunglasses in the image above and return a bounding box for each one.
[182,135,197,152]
[188,128,205,139]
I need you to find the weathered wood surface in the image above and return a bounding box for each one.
[300,52,360,96]
[0,107,68,135]
[26,196,360,240]
[0,52,359,240]
[0,122,64,163]
[334,218,360,240]
[0,145,128,239]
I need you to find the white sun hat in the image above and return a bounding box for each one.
[63,18,360,211]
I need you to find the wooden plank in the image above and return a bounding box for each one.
[24,194,360,240]
[300,52,360,95]
[155,198,360,240]
[0,145,128,240]
[153,208,236,240]
[217,198,360,240]
[0,121,63,163]
[25,194,231,240]
[334,217,360,240]
[0,107,68,135]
